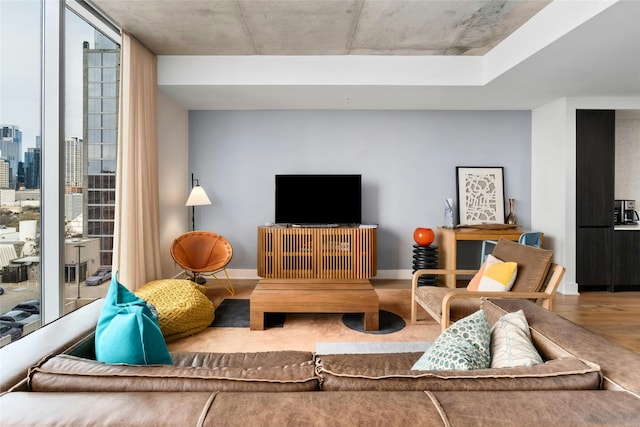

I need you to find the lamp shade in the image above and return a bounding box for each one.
[185,185,211,206]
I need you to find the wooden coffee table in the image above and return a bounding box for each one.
[250,279,379,331]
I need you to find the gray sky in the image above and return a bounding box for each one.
[1,0,97,155]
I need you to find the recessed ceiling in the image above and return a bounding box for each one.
[86,0,640,110]
[89,0,550,56]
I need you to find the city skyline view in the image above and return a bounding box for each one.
[1,0,120,275]
[1,1,101,158]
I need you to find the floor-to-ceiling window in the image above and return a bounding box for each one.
[63,6,119,307]
[0,0,43,344]
[0,0,120,347]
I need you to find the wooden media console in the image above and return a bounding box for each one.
[253,226,379,331]
[257,226,377,279]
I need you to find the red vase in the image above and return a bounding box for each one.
[413,228,435,246]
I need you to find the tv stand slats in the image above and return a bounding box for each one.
[257,226,377,279]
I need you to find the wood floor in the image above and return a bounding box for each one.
[552,290,640,354]
[379,279,640,353]
[224,280,640,354]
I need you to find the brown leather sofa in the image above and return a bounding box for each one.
[1,298,640,426]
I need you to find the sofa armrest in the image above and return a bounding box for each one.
[482,298,640,396]
[442,290,553,331]
[0,299,104,392]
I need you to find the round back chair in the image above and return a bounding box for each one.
[170,231,234,294]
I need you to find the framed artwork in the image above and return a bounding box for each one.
[456,166,505,225]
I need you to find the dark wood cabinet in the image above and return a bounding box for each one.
[576,109,615,226]
[613,231,640,287]
[577,227,614,289]
[576,109,616,291]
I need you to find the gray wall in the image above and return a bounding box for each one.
[189,110,531,275]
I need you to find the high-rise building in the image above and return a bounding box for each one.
[0,125,22,189]
[65,192,83,224]
[64,137,83,192]
[24,147,41,189]
[0,160,9,189]
[83,32,120,268]
[16,162,25,189]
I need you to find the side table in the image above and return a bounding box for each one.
[412,244,438,286]
[436,226,542,288]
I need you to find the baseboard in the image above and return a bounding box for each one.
[222,269,413,280]
[371,269,413,280]
[191,269,581,295]
[558,281,579,295]
[225,269,262,280]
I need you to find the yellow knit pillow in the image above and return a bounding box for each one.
[135,279,214,342]
[477,258,517,292]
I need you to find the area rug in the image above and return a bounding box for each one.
[341,310,405,334]
[316,341,431,354]
[210,299,285,328]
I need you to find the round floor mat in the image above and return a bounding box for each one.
[341,310,406,334]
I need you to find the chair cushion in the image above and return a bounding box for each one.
[135,279,215,342]
[491,238,553,293]
[415,286,481,322]
[95,275,172,365]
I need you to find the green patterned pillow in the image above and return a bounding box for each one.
[411,310,491,370]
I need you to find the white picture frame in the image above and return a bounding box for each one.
[456,166,505,225]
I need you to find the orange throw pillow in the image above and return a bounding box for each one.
[467,257,490,291]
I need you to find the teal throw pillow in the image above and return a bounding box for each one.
[411,309,491,370]
[95,273,173,365]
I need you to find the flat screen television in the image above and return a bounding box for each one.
[275,174,362,225]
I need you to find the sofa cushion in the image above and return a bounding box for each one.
[491,310,543,368]
[28,351,319,392]
[316,353,602,392]
[95,275,172,366]
[412,309,491,370]
[491,238,553,292]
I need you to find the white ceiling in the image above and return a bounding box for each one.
[88,0,640,110]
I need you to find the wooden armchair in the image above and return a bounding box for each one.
[411,238,566,331]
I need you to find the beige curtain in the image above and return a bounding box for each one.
[113,32,162,290]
